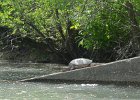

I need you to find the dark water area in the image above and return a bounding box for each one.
[0,62,140,100]
[0,62,64,81]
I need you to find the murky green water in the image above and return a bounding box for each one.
[0,62,140,100]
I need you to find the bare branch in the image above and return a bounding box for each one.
[25,21,46,38]
[55,9,65,41]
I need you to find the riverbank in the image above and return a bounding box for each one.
[21,56,140,85]
[0,36,63,63]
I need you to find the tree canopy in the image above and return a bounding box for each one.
[0,0,140,63]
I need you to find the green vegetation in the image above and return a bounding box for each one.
[0,0,140,63]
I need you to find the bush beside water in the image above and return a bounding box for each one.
[0,0,140,63]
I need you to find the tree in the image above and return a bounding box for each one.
[0,0,140,63]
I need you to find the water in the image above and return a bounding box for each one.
[0,82,140,100]
[0,62,140,100]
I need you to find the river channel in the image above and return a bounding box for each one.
[0,62,140,100]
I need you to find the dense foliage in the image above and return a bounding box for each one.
[0,0,140,63]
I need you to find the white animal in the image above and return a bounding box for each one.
[69,58,92,70]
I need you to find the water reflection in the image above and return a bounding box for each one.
[0,63,65,81]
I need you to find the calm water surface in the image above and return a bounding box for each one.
[0,62,140,100]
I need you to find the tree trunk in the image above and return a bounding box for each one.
[125,1,140,52]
